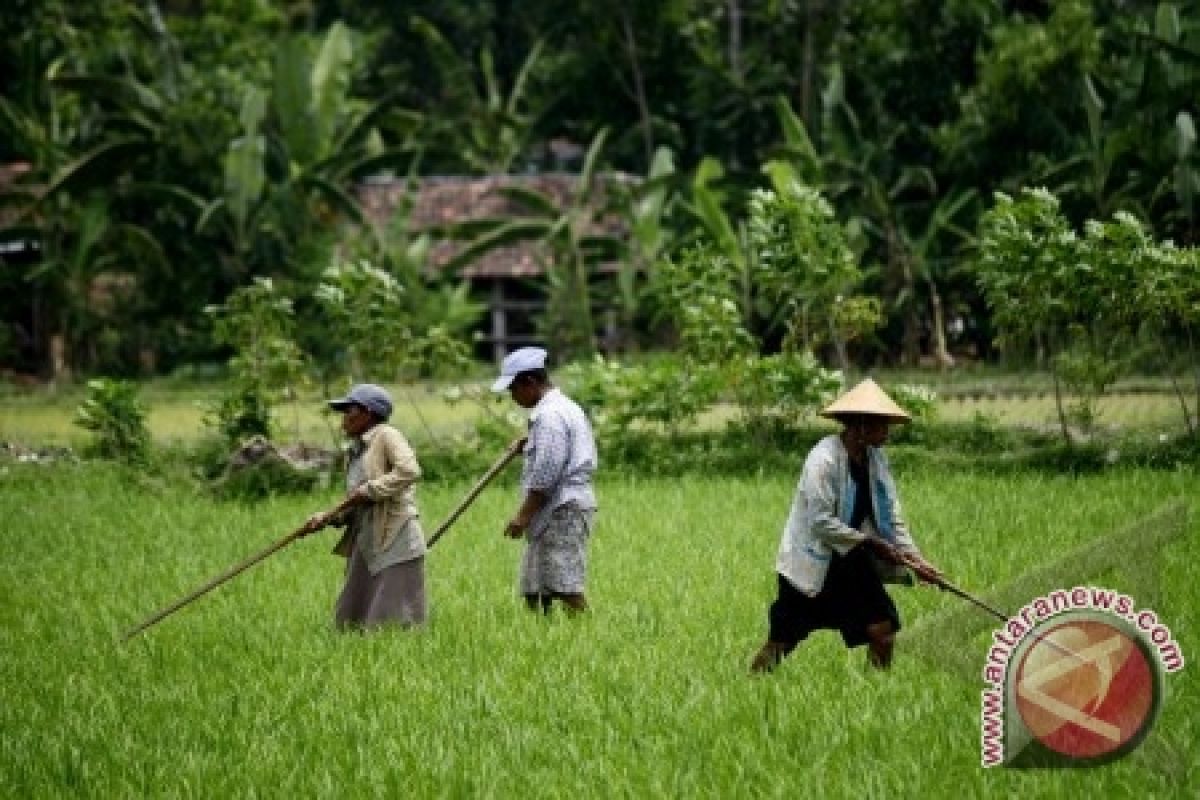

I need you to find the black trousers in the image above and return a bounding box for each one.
[768,544,901,651]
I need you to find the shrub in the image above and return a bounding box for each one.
[205,277,307,446]
[73,378,151,464]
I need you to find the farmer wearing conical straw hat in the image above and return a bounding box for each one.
[750,378,943,673]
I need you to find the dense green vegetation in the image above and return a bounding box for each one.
[3,5,1198,792]
[1,463,1196,797]
[2,0,1198,392]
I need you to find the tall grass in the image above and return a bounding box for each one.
[0,373,1190,451]
[2,462,1197,797]
[0,380,485,448]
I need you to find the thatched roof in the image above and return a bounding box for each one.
[357,173,634,279]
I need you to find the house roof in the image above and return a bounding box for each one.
[357,173,635,279]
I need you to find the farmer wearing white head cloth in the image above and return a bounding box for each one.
[492,347,598,615]
[750,378,942,673]
[301,383,428,629]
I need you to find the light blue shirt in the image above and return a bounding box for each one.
[775,435,920,595]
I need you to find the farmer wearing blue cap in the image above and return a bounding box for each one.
[301,383,428,629]
[493,347,598,615]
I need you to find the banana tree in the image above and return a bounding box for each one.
[1,55,181,378]
[609,145,678,350]
[445,130,619,359]
[1137,4,1200,241]
[774,83,971,366]
[408,17,548,175]
[198,22,415,281]
[1030,74,1146,221]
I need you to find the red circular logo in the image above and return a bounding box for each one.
[1014,617,1158,760]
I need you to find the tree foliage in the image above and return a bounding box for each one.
[1,0,1198,391]
[978,189,1200,438]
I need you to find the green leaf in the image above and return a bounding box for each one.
[577,129,610,200]
[443,219,555,274]
[299,175,367,226]
[223,132,266,232]
[38,140,144,205]
[311,21,354,161]
[497,185,559,218]
[772,95,820,181]
[195,198,227,234]
[507,39,546,117]
[112,223,169,273]
[49,74,164,117]
[1082,75,1104,147]
[273,37,318,165]
[1155,3,1181,43]
[1175,111,1196,160]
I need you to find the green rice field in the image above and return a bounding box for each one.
[0,375,1193,451]
[0,381,488,449]
[1,461,1196,797]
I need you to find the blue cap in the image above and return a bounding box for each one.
[491,347,548,392]
[328,383,393,420]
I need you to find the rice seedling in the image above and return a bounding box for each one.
[1,462,1195,797]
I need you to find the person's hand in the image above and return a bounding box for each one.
[903,554,944,585]
[300,511,331,536]
[866,537,902,564]
[504,515,530,539]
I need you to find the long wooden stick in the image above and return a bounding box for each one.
[122,438,522,642]
[868,538,1008,621]
[121,487,367,643]
[888,544,1087,662]
[926,574,1010,623]
[427,436,524,549]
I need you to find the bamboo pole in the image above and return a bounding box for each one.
[122,437,524,642]
[120,525,307,643]
[426,436,524,549]
[887,543,1086,663]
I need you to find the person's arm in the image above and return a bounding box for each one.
[505,489,550,538]
[505,416,567,539]
[300,485,371,535]
[361,428,421,500]
[301,429,419,536]
[869,454,942,582]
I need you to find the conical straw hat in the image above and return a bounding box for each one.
[820,378,911,423]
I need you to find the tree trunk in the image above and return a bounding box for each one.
[885,220,920,365]
[1188,323,1200,437]
[928,281,954,369]
[829,314,850,377]
[619,10,654,169]
[800,1,816,125]
[1049,344,1071,443]
[49,332,70,385]
[728,0,743,85]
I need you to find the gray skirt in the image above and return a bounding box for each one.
[335,544,427,630]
